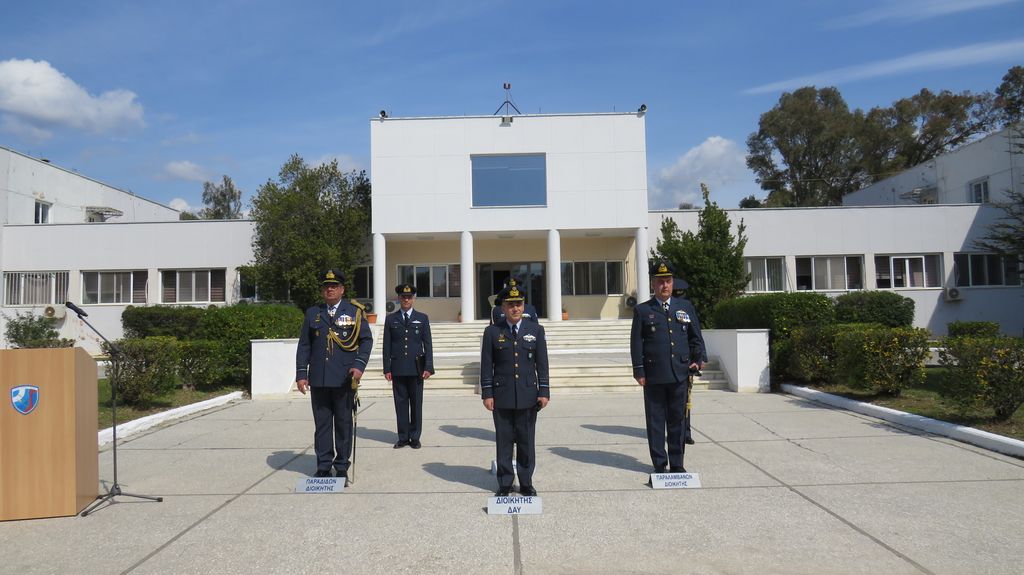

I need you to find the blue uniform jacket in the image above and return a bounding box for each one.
[480,321,550,410]
[491,304,540,325]
[630,297,706,385]
[382,309,434,377]
[296,300,373,387]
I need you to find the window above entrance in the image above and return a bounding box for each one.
[471,154,546,207]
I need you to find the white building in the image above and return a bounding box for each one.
[844,127,1023,206]
[2,114,1022,354]
[0,147,253,353]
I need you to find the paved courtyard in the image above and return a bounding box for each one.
[2,390,1022,575]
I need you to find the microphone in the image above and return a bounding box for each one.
[65,301,89,318]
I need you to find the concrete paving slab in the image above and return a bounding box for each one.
[515,488,923,575]
[0,495,232,575]
[798,481,1024,575]
[744,408,919,440]
[725,434,1024,486]
[129,493,514,575]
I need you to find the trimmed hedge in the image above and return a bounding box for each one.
[122,305,204,339]
[947,321,1000,338]
[940,336,1024,420]
[178,340,229,391]
[105,337,180,407]
[833,325,930,395]
[121,304,303,387]
[712,292,835,341]
[834,291,915,328]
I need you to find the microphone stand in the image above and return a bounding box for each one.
[68,302,163,516]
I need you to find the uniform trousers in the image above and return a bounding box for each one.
[391,375,423,442]
[642,380,688,469]
[492,407,537,488]
[310,386,354,473]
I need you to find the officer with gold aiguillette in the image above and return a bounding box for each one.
[295,268,373,482]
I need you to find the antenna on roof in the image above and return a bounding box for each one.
[493,82,522,116]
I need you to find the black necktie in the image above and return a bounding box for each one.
[511,324,517,339]
[404,312,410,326]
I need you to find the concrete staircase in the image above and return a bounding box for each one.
[356,320,729,396]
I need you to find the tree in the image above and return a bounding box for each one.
[200,175,243,219]
[974,127,1024,262]
[248,155,371,310]
[677,201,695,209]
[746,87,865,207]
[179,211,200,220]
[653,184,748,324]
[859,88,997,183]
[3,311,74,348]
[738,195,763,208]
[996,65,1024,126]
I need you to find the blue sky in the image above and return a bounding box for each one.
[1,0,1022,212]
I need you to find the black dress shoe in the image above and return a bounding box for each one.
[314,469,332,478]
[410,439,422,449]
[653,465,667,474]
[495,486,512,496]
[519,485,537,496]
[684,437,695,445]
[669,466,687,473]
[393,440,408,448]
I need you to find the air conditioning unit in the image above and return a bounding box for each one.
[43,304,66,319]
[944,287,963,302]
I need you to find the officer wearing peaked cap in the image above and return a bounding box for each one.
[481,283,550,497]
[490,277,540,325]
[295,268,374,481]
[630,260,706,474]
[383,283,434,449]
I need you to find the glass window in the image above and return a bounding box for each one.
[3,271,69,305]
[606,261,624,295]
[161,270,226,303]
[471,154,546,207]
[970,179,989,203]
[796,256,862,290]
[745,257,784,292]
[447,264,461,298]
[34,201,51,224]
[954,253,1022,286]
[352,266,373,300]
[560,262,573,295]
[415,266,430,296]
[876,255,941,289]
[431,265,447,298]
[82,271,145,304]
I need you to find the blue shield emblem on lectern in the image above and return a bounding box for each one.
[11,385,40,415]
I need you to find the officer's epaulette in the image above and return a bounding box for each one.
[349,299,365,310]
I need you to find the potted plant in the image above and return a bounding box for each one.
[561,306,569,321]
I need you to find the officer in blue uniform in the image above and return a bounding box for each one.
[295,269,373,480]
[383,283,434,449]
[481,283,550,496]
[490,277,540,325]
[673,277,707,445]
[630,261,706,474]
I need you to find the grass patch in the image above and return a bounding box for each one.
[803,367,1024,442]
[98,379,242,429]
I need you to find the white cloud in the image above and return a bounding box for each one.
[168,198,198,213]
[829,0,1018,28]
[163,160,212,183]
[0,58,144,140]
[745,38,1024,94]
[311,153,364,173]
[650,137,759,209]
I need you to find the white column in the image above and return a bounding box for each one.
[460,231,475,322]
[546,228,562,322]
[372,233,386,325]
[634,227,649,300]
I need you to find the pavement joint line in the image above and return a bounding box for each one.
[512,515,523,575]
[118,447,312,575]
[708,430,937,575]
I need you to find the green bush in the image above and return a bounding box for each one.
[196,304,303,385]
[834,291,915,328]
[786,324,840,383]
[3,311,74,348]
[122,305,205,339]
[178,340,228,391]
[105,337,180,408]
[947,321,1000,338]
[940,336,1024,420]
[712,292,835,341]
[833,326,930,395]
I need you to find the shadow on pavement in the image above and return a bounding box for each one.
[422,462,495,491]
[438,424,495,442]
[580,424,646,439]
[267,450,317,474]
[548,446,650,473]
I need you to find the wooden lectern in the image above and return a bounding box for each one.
[0,347,98,521]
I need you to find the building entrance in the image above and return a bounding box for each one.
[476,262,546,320]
